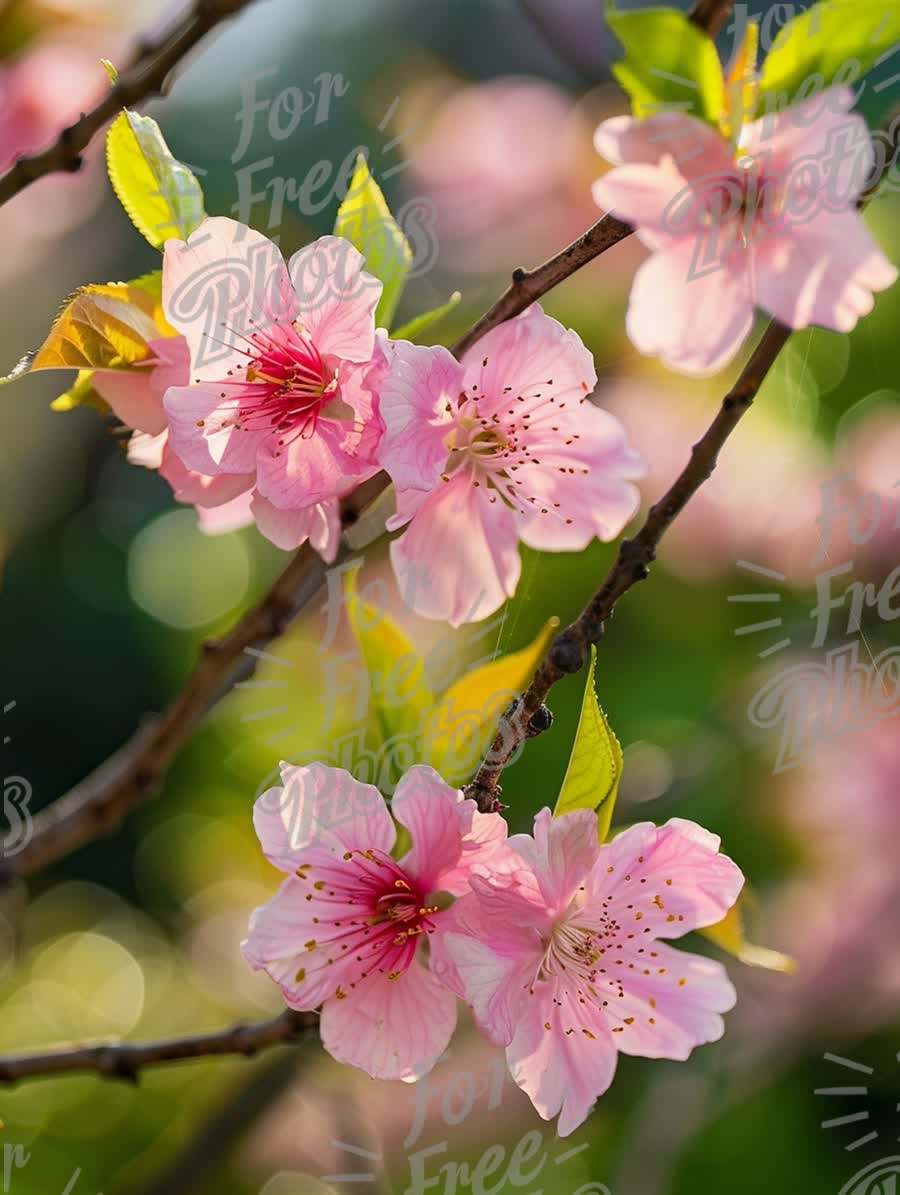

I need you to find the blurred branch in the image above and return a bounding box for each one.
[11,474,388,877]
[688,0,735,38]
[0,0,258,209]
[464,318,793,808]
[0,1009,317,1084]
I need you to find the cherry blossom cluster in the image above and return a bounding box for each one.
[242,762,744,1136]
[94,217,644,627]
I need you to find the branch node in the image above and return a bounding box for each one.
[511,267,528,284]
[550,631,585,674]
[526,704,554,737]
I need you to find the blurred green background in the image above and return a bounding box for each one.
[1,0,899,1191]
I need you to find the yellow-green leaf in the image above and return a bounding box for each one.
[50,370,110,414]
[758,0,900,114]
[426,618,559,787]
[393,291,462,343]
[553,645,623,840]
[334,154,412,329]
[106,109,206,250]
[343,566,434,745]
[606,2,725,125]
[1,282,160,385]
[701,894,795,973]
[101,58,119,85]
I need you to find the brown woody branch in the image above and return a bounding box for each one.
[0,1009,317,1084]
[0,0,258,209]
[464,319,793,809]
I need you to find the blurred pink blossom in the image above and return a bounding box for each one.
[403,77,603,274]
[593,90,897,375]
[603,379,829,582]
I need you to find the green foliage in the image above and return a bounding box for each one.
[758,0,900,113]
[106,110,206,250]
[334,153,413,329]
[606,2,725,125]
[701,892,796,972]
[393,291,462,342]
[553,645,623,840]
[426,618,559,786]
[49,369,109,413]
[0,280,162,386]
[342,569,558,790]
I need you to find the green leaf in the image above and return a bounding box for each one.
[553,645,624,840]
[106,110,206,250]
[50,370,109,414]
[701,894,795,973]
[758,0,900,113]
[425,619,559,787]
[343,565,434,746]
[606,2,725,125]
[1,281,161,385]
[334,153,413,329]
[393,292,462,343]
[101,58,119,85]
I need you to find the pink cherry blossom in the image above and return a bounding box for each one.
[242,762,507,1081]
[592,88,898,375]
[376,305,645,626]
[431,808,743,1135]
[93,333,340,558]
[161,218,385,517]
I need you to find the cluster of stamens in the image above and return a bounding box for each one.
[198,319,349,450]
[439,354,592,525]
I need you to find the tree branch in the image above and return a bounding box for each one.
[0,0,258,209]
[450,0,736,357]
[12,475,390,876]
[450,214,633,359]
[0,1009,317,1084]
[464,319,793,809]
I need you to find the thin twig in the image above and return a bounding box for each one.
[450,214,633,359]
[0,0,258,209]
[450,0,736,358]
[0,1009,317,1084]
[464,320,793,809]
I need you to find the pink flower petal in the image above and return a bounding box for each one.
[320,960,457,1081]
[754,209,897,333]
[440,924,540,1047]
[252,763,394,872]
[163,383,269,475]
[163,217,296,382]
[626,242,754,374]
[592,160,687,241]
[159,445,254,507]
[289,235,382,363]
[389,472,521,626]
[250,492,341,559]
[594,112,735,181]
[255,415,377,510]
[587,817,744,938]
[93,367,168,436]
[196,489,255,535]
[507,807,601,916]
[606,941,736,1061]
[392,766,469,894]
[127,430,167,469]
[506,976,618,1137]
[242,874,358,1008]
[376,337,460,492]
[460,305,597,420]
